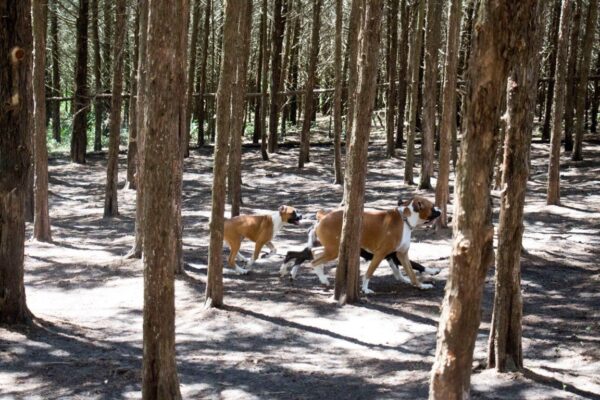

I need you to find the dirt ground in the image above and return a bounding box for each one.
[1,137,599,399]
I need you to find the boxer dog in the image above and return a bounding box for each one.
[224,205,302,274]
[281,196,440,294]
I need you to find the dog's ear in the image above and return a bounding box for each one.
[412,200,423,212]
[278,205,286,213]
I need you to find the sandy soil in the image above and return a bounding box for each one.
[1,138,599,399]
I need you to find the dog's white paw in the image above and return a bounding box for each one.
[363,287,375,295]
[235,266,249,275]
[291,265,300,280]
[418,282,434,290]
[398,273,412,284]
[423,267,440,275]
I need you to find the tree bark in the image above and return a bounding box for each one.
[419,0,442,189]
[428,1,531,397]
[298,0,322,168]
[102,0,113,115]
[259,0,269,160]
[253,0,266,144]
[332,0,344,185]
[141,0,187,398]
[385,0,399,158]
[592,52,600,133]
[50,0,61,143]
[563,0,581,152]
[0,0,34,325]
[542,0,562,142]
[185,0,202,155]
[404,0,425,185]
[344,0,361,138]
[126,3,140,189]
[206,0,251,308]
[335,0,383,305]
[268,0,286,153]
[395,0,409,148]
[71,0,90,164]
[103,0,127,218]
[196,0,211,147]
[487,0,542,372]
[547,0,572,206]
[572,0,598,160]
[91,0,103,151]
[435,0,462,228]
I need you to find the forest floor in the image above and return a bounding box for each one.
[1,135,599,399]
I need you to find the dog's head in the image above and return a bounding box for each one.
[398,196,441,225]
[278,205,302,225]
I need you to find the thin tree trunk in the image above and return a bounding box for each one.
[0,0,34,325]
[404,0,425,185]
[50,0,61,143]
[547,0,572,206]
[288,10,301,126]
[395,0,409,148]
[70,0,89,164]
[332,0,343,185]
[564,0,581,152]
[344,0,361,138]
[196,0,211,147]
[592,53,600,133]
[103,0,127,218]
[126,3,140,189]
[102,0,112,118]
[435,0,462,228]
[572,0,598,160]
[186,0,202,155]
[32,0,52,242]
[385,0,399,158]
[419,0,442,189]
[335,0,382,305]
[268,0,286,153]
[141,0,187,398]
[428,1,532,397]
[259,0,269,160]
[542,0,562,142]
[298,0,322,168]
[487,0,542,372]
[253,0,266,144]
[92,0,103,151]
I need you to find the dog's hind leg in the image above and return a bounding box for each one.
[362,253,386,294]
[397,252,432,290]
[308,250,336,285]
[226,239,248,275]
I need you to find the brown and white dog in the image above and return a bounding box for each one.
[280,196,440,293]
[223,206,302,274]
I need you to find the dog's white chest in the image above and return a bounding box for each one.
[396,226,411,253]
[270,212,283,238]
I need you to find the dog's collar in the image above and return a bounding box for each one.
[402,215,415,231]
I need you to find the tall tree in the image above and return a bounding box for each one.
[541,0,562,142]
[32,0,52,242]
[104,0,128,218]
[0,0,34,325]
[50,0,61,143]
[572,0,599,160]
[332,0,344,184]
[141,0,187,397]
[592,52,600,133]
[395,0,409,148]
[404,0,425,185]
[253,0,266,145]
[71,0,90,164]
[335,0,383,305]
[268,0,286,153]
[206,0,252,308]
[298,0,322,168]
[547,0,573,206]
[185,0,202,155]
[428,1,535,397]
[487,0,542,372]
[419,0,442,189]
[344,0,361,138]
[385,0,399,158]
[195,0,211,147]
[435,0,462,228]
[259,0,269,160]
[126,3,140,189]
[91,0,103,151]
[564,0,582,152]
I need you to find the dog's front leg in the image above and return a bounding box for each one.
[265,241,277,256]
[397,252,433,290]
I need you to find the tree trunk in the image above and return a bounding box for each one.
[196,0,211,147]
[50,0,61,143]
[268,0,286,153]
[126,3,140,189]
[288,10,301,127]
[428,1,532,397]
[335,0,382,305]
[395,0,409,148]
[185,0,202,155]
[404,0,425,185]
[71,0,90,164]
[564,0,581,152]
[419,0,442,189]
[227,1,253,217]
[542,0,562,142]
[385,0,399,158]
[206,0,251,308]
[487,0,542,372]
[253,0,266,144]
[592,53,600,133]
[298,0,322,168]
[572,0,598,160]
[0,0,34,325]
[103,0,127,218]
[91,0,103,151]
[435,0,462,228]
[32,0,52,242]
[102,0,113,118]
[344,0,361,138]
[141,0,187,398]
[547,0,572,206]
[332,0,344,185]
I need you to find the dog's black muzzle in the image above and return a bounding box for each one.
[427,207,441,222]
[288,212,302,225]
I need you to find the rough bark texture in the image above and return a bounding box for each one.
[344,0,361,139]
[268,0,286,153]
[428,2,530,398]
[298,0,322,168]
[435,0,462,228]
[404,0,425,185]
[547,0,572,206]
[259,0,269,160]
[385,0,399,158]
[0,0,34,325]
[126,4,140,189]
[227,1,253,217]
[196,0,211,147]
[487,0,541,373]
[91,0,103,152]
[71,0,89,164]
[332,0,343,185]
[253,0,266,145]
[104,0,127,218]
[572,0,598,160]
[563,0,581,152]
[206,0,249,308]
[395,0,409,148]
[141,0,187,398]
[335,0,383,305]
[542,0,562,142]
[50,0,61,143]
[419,0,442,189]
[592,53,600,133]
[32,0,52,242]
[185,0,202,155]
